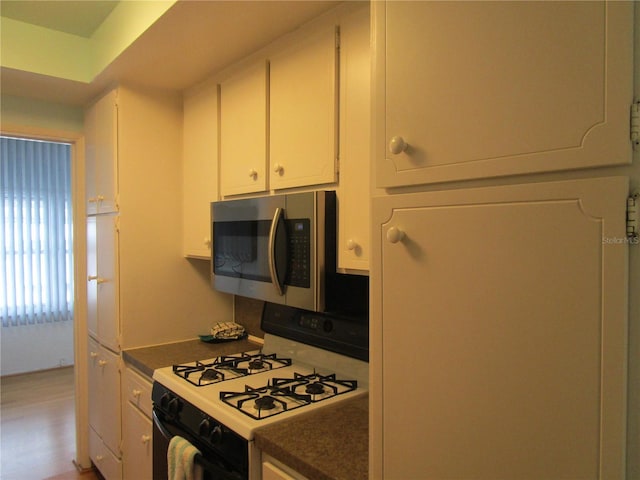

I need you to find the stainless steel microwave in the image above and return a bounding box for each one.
[211,191,336,312]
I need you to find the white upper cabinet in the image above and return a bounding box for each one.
[374,1,634,188]
[220,61,269,196]
[85,89,118,213]
[270,24,339,190]
[183,80,219,258]
[337,5,371,272]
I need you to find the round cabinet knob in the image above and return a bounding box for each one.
[386,226,405,244]
[248,168,258,179]
[98,359,107,367]
[389,136,408,155]
[346,239,358,251]
[132,389,141,398]
[204,237,212,248]
[141,435,151,444]
[90,351,98,358]
[273,163,284,174]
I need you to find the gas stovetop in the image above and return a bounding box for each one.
[152,302,369,440]
[152,334,368,440]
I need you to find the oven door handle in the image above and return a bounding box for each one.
[152,409,173,440]
[268,207,287,296]
[152,408,245,480]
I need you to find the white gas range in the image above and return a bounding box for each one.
[151,303,369,480]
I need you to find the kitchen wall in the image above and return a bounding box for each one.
[1,94,84,133]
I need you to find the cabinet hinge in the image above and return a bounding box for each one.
[115,215,121,233]
[631,100,640,149]
[627,191,639,245]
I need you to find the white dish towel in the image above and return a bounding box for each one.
[168,435,203,480]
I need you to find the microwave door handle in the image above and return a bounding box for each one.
[268,207,286,296]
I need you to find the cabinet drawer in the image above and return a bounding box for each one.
[90,427,122,480]
[123,366,152,417]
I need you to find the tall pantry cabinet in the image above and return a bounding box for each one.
[370,1,634,479]
[85,86,233,479]
[85,89,122,478]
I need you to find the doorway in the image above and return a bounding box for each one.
[1,136,75,375]
[0,127,91,473]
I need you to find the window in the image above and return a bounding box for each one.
[1,136,74,327]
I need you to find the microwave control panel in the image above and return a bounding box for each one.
[286,219,310,288]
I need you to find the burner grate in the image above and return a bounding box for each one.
[172,353,292,387]
[219,371,358,420]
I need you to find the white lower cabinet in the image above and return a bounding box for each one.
[262,456,308,480]
[122,366,153,479]
[123,402,152,479]
[89,426,122,480]
[371,176,629,479]
[88,337,122,479]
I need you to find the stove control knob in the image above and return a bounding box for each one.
[168,397,181,415]
[160,393,171,409]
[210,425,223,444]
[198,419,211,437]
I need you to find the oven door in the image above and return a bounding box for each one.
[152,408,246,480]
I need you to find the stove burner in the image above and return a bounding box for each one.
[305,382,325,395]
[201,369,221,382]
[248,359,265,370]
[254,396,276,411]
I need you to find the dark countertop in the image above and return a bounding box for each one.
[122,337,262,377]
[254,393,369,480]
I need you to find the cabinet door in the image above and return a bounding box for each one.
[88,337,101,433]
[99,346,122,457]
[85,104,98,215]
[95,214,120,352]
[87,217,98,339]
[270,24,338,190]
[85,89,118,213]
[88,344,122,474]
[374,1,633,187]
[371,177,629,479]
[123,403,152,480]
[220,62,268,196]
[338,5,370,272]
[183,81,219,258]
[90,427,122,480]
[262,457,308,480]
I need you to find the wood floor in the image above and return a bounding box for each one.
[0,367,101,480]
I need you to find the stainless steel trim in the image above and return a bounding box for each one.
[268,207,285,296]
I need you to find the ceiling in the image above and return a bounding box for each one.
[0,1,119,38]
[0,0,342,106]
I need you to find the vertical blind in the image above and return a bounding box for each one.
[1,136,74,327]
